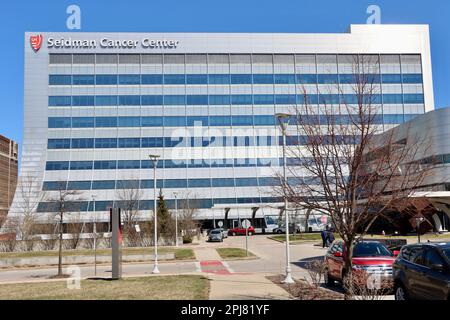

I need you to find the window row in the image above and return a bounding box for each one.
[45,157,308,171]
[49,73,424,86]
[48,113,419,129]
[36,196,284,212]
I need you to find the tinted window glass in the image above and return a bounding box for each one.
[141,74,163,84]
[353,242,392,257]
[410,247,425,265]
[443,249,450,261]
[424,249,445,267]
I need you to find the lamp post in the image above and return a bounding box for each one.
[91,194,97,276]
[173,191,179,247]
[149,154,160,274]
[276,113,295,284]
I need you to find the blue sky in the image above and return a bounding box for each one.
[1,0,449,147]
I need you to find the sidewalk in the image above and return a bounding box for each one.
[192,246,291,300]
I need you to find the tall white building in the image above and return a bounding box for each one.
[8,25,434,230]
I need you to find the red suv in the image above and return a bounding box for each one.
[324,240,397,287]
[228,226,255,236]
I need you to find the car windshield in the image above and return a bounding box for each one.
[353,242,393,257]
[210,230,221,235]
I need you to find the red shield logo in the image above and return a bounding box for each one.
[30,35,43,52]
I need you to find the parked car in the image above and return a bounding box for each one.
[324,240,397,288]
[219,228,228,238]
[228,226,255,236]
[393,242,450,300]
[207,229,224,242]
[273,224,300,234]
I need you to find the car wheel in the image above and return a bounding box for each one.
[394,282,408,301]
[324,270,334,287]
[277,230,283,234]
[231,232,236,236]
[248,231,253,236]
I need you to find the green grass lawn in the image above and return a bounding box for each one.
[216,247,255,259]
[0,247,195,260]
[0,275,209,300]
[269,233,326,242]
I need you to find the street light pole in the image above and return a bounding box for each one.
[173,191,179,247]
[149,154,160,274]
[276,113,295,284]
[92,194,97,277]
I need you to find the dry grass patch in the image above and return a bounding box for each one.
[0,275,209,300]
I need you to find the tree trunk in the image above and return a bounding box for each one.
[58,214,63,276]
[343,241,354,300]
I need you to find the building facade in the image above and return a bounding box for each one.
[0,135,18,225]
[8,25,434,227]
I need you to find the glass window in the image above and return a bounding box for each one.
[188,179,211,188]
[71,138,94,148]
[67,181,91,190]
[253,94,274,105]
[46,161,69,171]
[382,74,402,84]
[210,116,231,126]
[72,117,94,128]
[164,116,186,127]
[383,94,403,104]
[187,116,208,126]
[187,95,208,105]
[72,95,95,106]
[164,179,188,188]
[49,96,71,107]
[142,95,163,105]
[410,247,425,265]
[164,137,186,147]
[141,74,163,85]
[96,95,117,106]
[208,74,230,85]
[70,161,93,170]
[119,74,140,85]
[231,95,252,105]
[164,74,185,84]
[141,137,164,148]
[275,94,296,105]
[96,75,118,85]
[209,95,230,105]
[48,117,71,128]
[232,115,253,126]
[318,74,339,84]
[95,117,117,127]
[117,160,141,169]
[235,178,258,187]
[164,95,186,105]
[94,160,117,170]
[253,74,274,84]
[116,180,140,190]
[231,74,252,84]
[404,94,424,104]
[48,139,71,149]
[142,116,163,127]
[296,74,317,84]
[72,75,95,85]
[118,117,140,127]
[119,95,140,106]
[43,181,67,191]
[118,138,141,148]
[274,74,296,84]
[254,115,275,125]
[49,75,72,85]
[186,74,208,84]
[212,178,234,187]
[92,180,116,190]
[402,74,423,84]
[424,249,445,268]
[95,138,118,148]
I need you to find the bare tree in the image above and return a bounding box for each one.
[46,182,82,276]
[178,193,200,244]
[116,180,142,247]
[274,55,430,299]
[10,173,47,250]
[65,212,85,250]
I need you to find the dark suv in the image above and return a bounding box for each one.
[393,242,450,300]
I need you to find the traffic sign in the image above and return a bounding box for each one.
[242,219,251,229]
[217,221,223,227]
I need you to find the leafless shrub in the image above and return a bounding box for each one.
[305,260,327,288]
[343,271,392,300]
